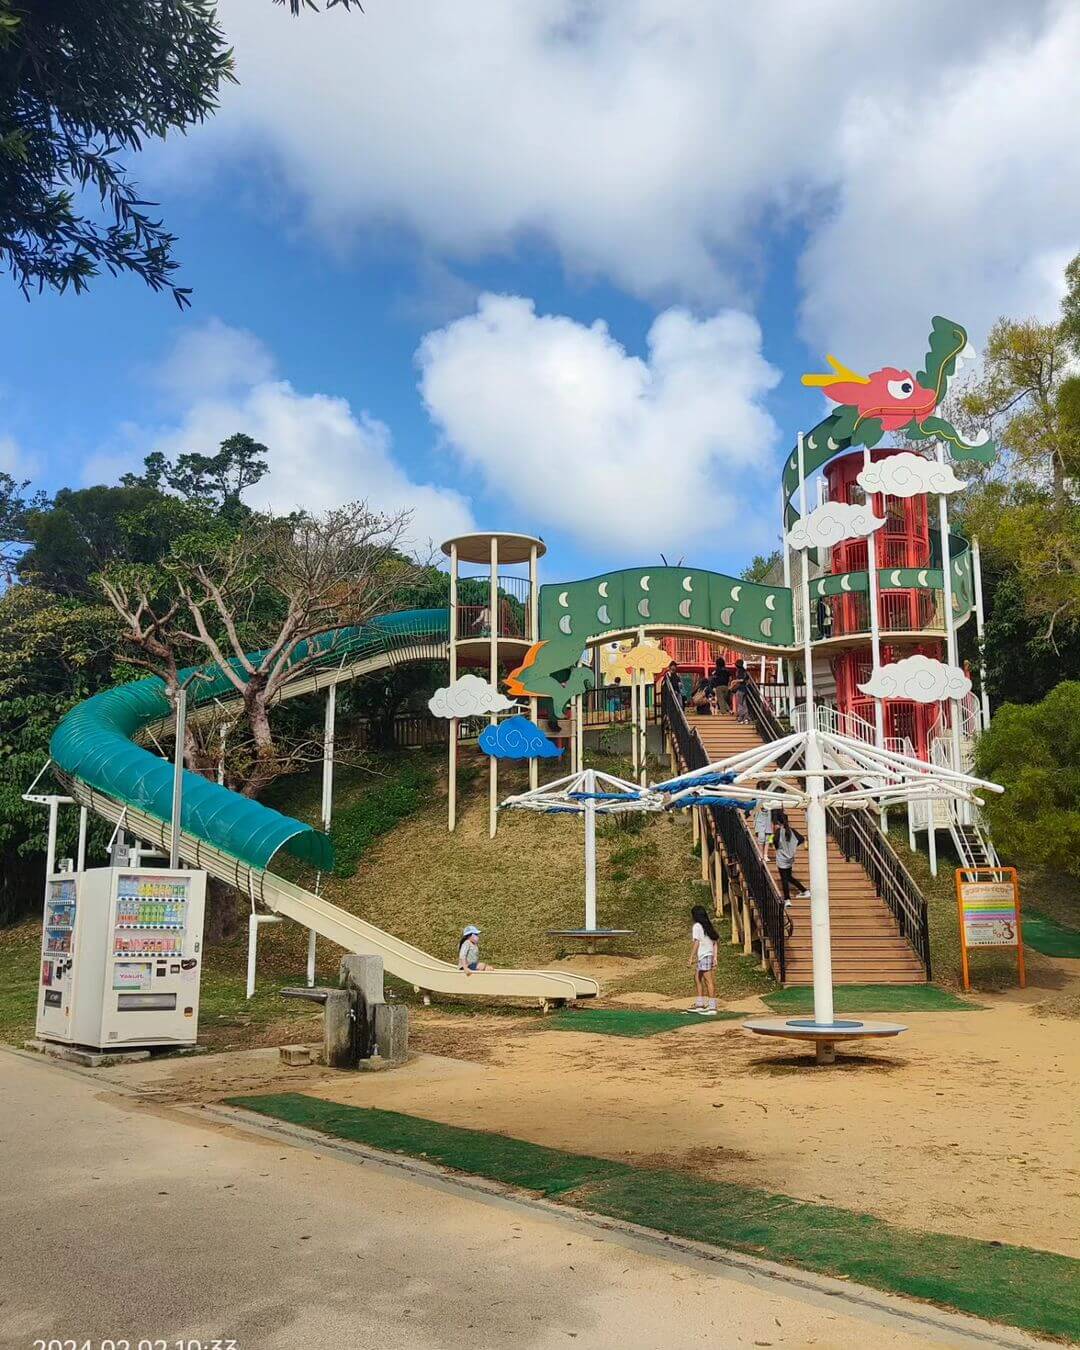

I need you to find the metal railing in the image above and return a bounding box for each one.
[743,671,931,980]
[661,676,786,980]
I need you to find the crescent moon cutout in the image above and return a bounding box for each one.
[597,605,610,625]
[598,581,608,598]
[917,570,929,586]
[720,607,734,625]
[730,585,742,602]
[765,594,776,611]
[827,437,839,450]
[890,570,902,587]
[840,576,852,592]
[559,615,573,634]
[558,591,569,608]
[760,618,773,637]
[816,580,827,596]
[637,599,650,618]
[682,576,693,592]
[807,435,817,450]
[640,575,650,591]
[679,598,692,619]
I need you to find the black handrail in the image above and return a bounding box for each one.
[743,672,931,980]
[661,676,786,980]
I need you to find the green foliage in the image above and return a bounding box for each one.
[975,683,1080,880]
[0,0,235,305]
[740,549,781,583]
[329,757,434,877]
[120,434,269,520]
[0,586,117,922]
[18,484,216,595]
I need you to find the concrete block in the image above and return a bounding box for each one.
[24,1039,151,1068]
[279,1044,313,1066]
[322,988,355,1068]
[372,1002,409,1066]
[339,954,385,1006]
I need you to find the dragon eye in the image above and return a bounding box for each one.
[887,378,915,399]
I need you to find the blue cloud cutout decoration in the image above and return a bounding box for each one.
[478,715,563,760]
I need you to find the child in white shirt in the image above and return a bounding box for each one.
[689,904,720,1015]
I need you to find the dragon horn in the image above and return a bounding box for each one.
[801,353,870,388]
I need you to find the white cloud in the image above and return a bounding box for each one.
[859,655,972,704]
[163,1,1076,351]
[428,673,518,719]
[785,501,884,552]
[857,454,967,500]
[417,294,780,552]
[153,317,276,402]
[90,323,474,549]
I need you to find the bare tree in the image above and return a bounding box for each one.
[99,501,426,796]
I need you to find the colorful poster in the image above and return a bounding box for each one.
[959,880,1019,947]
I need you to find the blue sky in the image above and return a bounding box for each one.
[2,1,1075,587]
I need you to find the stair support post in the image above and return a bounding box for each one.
[741,893,753,957]
[713,849,725,915]
[700,814,710,882]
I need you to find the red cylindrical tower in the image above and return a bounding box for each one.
[823,449,944,759]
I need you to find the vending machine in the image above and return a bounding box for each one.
[36,866,207,1049]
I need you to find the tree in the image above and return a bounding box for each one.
[0,0,235,306]
[121,434,269,519]
[740,549,782,584]
[18,484,211,596]
[0,470,47,579]
[975,682,1080,882]
[98,502,427,797]
[957,297,1080,650]
[0,584,117,922]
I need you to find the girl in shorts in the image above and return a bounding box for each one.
[688,904,721,1015]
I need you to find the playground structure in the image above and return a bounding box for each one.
[30,314,1002,1026]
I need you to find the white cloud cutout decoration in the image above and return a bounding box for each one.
[857,453,967,499]
[858,655,972,704]
[428,674,518,719]
[785,501,885,552]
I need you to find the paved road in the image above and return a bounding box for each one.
[0,1051,1040,1350]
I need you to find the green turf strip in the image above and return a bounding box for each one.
[548,1007,742,1037]
[763,984,981,1014]
[228,1094,1079,1341]
[1023,908,1080,959]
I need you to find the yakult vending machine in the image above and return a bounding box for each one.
[37,867,207,1049]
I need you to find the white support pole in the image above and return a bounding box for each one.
[246,914,282,1000]
[797,433,816,718]
[864,449,886,750]
[576,692,584,771]
[972,536,991,730]
[44,798,59,888]
[529,544,540,791]
[907,801,917,855]
[246,911,258,1001]
[936,444,963,774]
[928,810,939,878]
[320,684,336,834]
[583,769,597,931]
[76,805,88,874]
[489,536,499,839]
[306,929,317,988]
[782,483,797,717]
[630,669,640,780]
[169,685,187,870]
[448,542,459,833]
[805,729,835,1026]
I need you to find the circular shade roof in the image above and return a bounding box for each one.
[441,531,546,564]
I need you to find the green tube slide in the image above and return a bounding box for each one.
[49,609,450,873]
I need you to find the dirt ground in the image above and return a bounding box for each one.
[96,956,1080,1263]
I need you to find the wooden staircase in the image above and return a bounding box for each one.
[690,709,927,986]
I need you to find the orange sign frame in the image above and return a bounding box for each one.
[954,867,1025,991]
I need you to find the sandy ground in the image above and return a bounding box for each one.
[102,958,1080,1263]
[5,1050,1035,1350]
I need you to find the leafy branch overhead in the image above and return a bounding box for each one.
[0,0,360,306]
